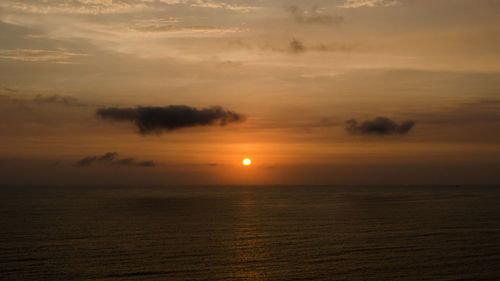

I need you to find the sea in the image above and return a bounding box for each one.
[1,185,499,280]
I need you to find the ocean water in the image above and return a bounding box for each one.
[1,185,499,280]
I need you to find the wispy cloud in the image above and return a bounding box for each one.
[2,87,18,93]
[112,158,156,167]
[1,93,87,107]
[0,0,151,15]
[339,0,400,9]
[34,94,86,106]
[0,0,258,15]
[75,152,118,167]
[0,49,88,63]
[75,152,156,167]
[190,0,258,12]
[131,25,239,34]
[285,39,355,54]
[284,5,343,25]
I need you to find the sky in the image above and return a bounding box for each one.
[1,0,500,185]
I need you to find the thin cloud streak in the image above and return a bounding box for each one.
[339,0,400,9]
[0,49,88,63]
[74,152,118,167]
[112,158,156,167]
[34,94,86,106]
[75,152,156,168]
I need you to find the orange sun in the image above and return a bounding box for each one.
[242,158,252,166]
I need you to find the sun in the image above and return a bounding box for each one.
[242,158,252,166]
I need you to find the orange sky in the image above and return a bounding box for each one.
[1,0,500,185]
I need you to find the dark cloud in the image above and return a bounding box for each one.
[75,156,99,167]
[75,152,118,167]
[289,39,306,53]
[112,158,156,167]
[96,105,246,134]
[286,39,355,55]
[346,117,415,135]
[98,152,118,161]
[284,5,344,25]
[34,94,86,106]
[75,152,155,168]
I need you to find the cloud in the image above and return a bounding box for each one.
[74,152,118,167]
[190,0,258,12]
[3,87,18,93]
[129,16,236,35]
[132,25,239,35]
[281,39,355,55]
[99,152,118,161]
[112,158,156,167]
[345,117,415,135]
[0,0,152,15]
[75,156,104,167]
[34,94,86,106]
[339,0,400,9]
[75,152,155,167]
[0,94,30,109]
[1,93,87,109]
[0,49,88,63]
[284,5,343,25]
[289,39,306,53]
[96,105,246,134]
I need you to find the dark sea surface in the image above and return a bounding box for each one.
[1,185,500,280]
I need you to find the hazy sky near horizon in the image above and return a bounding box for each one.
[1,0,500,185]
